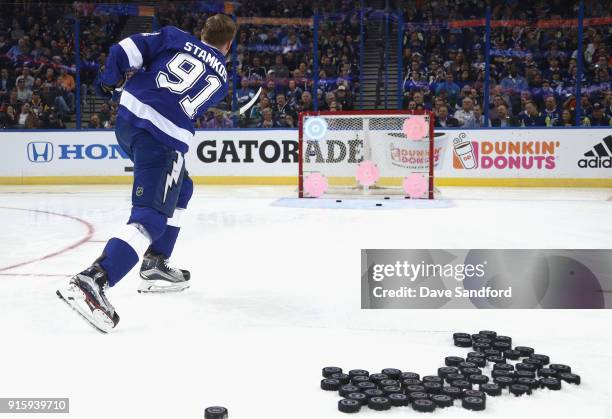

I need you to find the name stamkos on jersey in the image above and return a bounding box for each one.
[183,42,227,83]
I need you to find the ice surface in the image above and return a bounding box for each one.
[0,185,611,419]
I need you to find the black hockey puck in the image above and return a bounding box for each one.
[522,358,543,370]
[322,367,342,378]
[441,386,462,399]
[462,367,482,377]
[404,384,426,394]
[438,367,459,379]
[468,374,490,385]
[467,351,486,359]
[431,394,453,408]
[517,377,538,390]
[516,363,537,373]
[422,375,443,384]
[204,407,228,419]
[351,375,371,385]
[504,349,521,360]
[480,383,502,396]
[454,337,472,347]
[475,337,493,345]
[451,380,472,391]
[375,203,382,207]
[540,377,562,390]
[412,398,436,413]
[479,330,497,339]
[379,379,400,388]
[388,393,409,407]
[466,357,487,368]
[381,368,402,380]
[331,373,351,385]
[462,396,485,411]
[453,332,471,340]
[538,368,557,378]
[457,362,476,371]
[423,382,443,394]
[347,392,368,405]
[445,373,466,384]
[400,372,420,381]
[348,369,369,379]
[550,364,572,374]
[369,373,389,385]
[493,363,514,372]
[492,370,514,380]
[368,397,391,411]
[515,346,535,357]
[492,341,511,351]
[338,398,361,414]
[530,354,550,365]
[384,196,390,200]
[363,389,384,400]
[473,342,491,352]
[483,348,502,357]
[407,391,429,402]
[471,334,486,341]
[401,378,422,387]
[445,356,465,366]
[493,376,514,388]
[559,373,581,385]
[487,355,506,364]
[495,335,512,345]
[509,384,531,396]
[464,390,487,400]
[515,370,536,379]
[335,200,342,203]
[357,381,377,391]
[321,378,341,391]
[339,385,361,398]
[382,386,403,396]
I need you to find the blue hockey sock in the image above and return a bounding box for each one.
[151,207,185,258]
[100,238,140,287]
[100,223,153,286]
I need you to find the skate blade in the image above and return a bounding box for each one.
[137,279,190,294]
[56,286,114,334]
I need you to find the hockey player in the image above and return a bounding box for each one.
[56,15,237,332]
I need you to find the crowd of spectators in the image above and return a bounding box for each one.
[399,0,611,128]
[0,2,124,129]
[1,0,609,129]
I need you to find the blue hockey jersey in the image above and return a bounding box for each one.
[101,26,229,152]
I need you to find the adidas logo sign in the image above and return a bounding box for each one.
[578,135,612,168]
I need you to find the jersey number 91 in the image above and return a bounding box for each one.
[156,52,221,119]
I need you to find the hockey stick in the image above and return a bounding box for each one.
[210,87,262,117]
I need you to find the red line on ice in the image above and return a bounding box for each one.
[0,206,95,272]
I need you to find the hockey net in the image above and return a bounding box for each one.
[298,110,438,199]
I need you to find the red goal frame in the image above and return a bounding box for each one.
[298,109,436,199]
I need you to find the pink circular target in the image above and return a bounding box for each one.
[403,173,429,198]
[402,117,429,140]
[356,160,380,187]
[304,173,328,197]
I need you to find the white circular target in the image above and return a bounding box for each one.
[304,117,328,140]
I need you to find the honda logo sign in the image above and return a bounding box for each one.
[27,142,54,162]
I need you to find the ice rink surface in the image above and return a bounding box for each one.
[0,185,611,419]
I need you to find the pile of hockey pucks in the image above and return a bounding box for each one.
[204,406,228,419]
[320,330,581,414]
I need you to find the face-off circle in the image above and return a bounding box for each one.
[402,116,429,140]
[303,116,328,140]
[304,172,328,198]
[355,160,380,187]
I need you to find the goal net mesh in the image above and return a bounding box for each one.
[298,111,437,198]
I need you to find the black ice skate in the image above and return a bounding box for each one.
[138,249,191,294]
[56,263,119,333]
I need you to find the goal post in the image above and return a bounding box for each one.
[298,110,436,199]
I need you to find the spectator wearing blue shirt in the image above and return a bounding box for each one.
[519,101,546,127]
[435,73,461,108]
[500,66,528,94]
[236,78,255,109]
